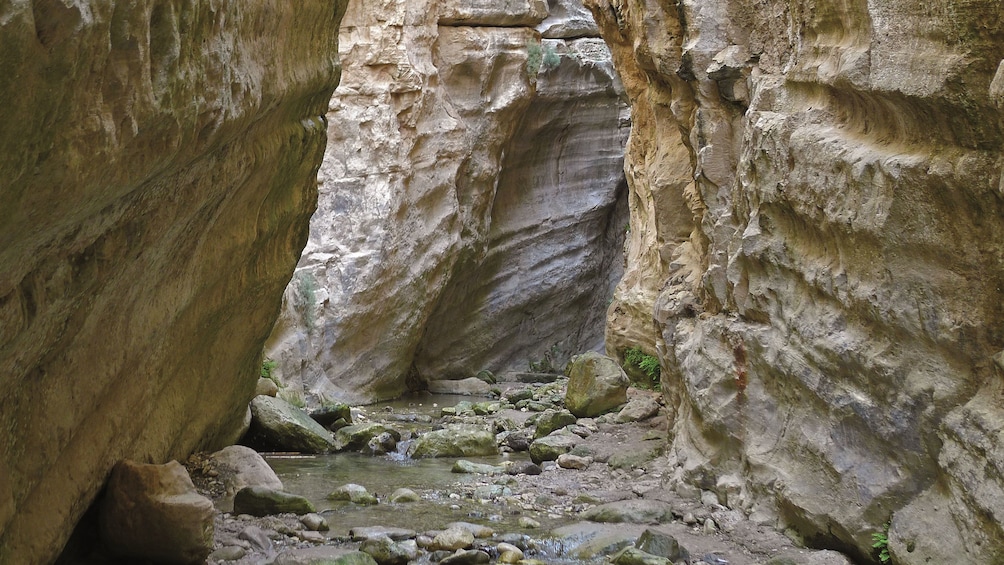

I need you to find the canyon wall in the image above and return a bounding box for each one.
[584,0,1004,562]
[0,2,348,563]
[266,0,629,403]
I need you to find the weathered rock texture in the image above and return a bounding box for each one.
[585,0,1004,562]
[266,0,629,403]
[0,2,348,563]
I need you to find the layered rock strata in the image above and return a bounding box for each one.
[266,0,629,403]
[0,2,348,562]
[584,0,1004,562]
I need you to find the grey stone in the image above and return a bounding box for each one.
[564,352,628,417]
[233,486,316,516]
[427,377,493,396]
[533,409,578,439]
[310,402,353,428]
[210,545,247,561]
[452,459,505,474]
[613,547,674,565]
[239,525,274,552]
[359,535,414,565]
[334,423,391,452]
[433,527,475,551]
[407,426,498,458]
[98,460,214,564]
[274,547,378,565]
[529,431,580,464]
[439,549,491,565]
[248,396,336,453]
[581,500,676,524]
[388,488,421,503]
[615,397,662,423]
[557,453,592,469]
[208,445,283,499]
[327,483,378,505]
[636,529,686,561]
[300,513,329,531]
[349,526,417,541]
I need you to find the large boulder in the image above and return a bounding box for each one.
[581,500,676,524]
[208,445,283,499]
[247,396,336,453]
[98,460,214,564]
[334,423,392,452]
[533,409,578,439]
[564,352,628,417]
[407,426,498,458]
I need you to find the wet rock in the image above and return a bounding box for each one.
[210,545,247,561]
[233,486,315,516]
[300,513,329,531]
[310,402,353,428]
[439,549,491,565]
[533,409,578,439]
[564,352,628,417]
[359,535,417,565]
[497,542,524,562]
[503,432,531,452]
[334,423,392,452]
[248,396,337,453]
[557,453,593,469]
[613,547,674,565]
[208,445,284,499]
[582,500,675,524]
[529,431,580,464]
[452,460,505,475]
[433,527,475,551]
[408,426,498,458]
[636,529,687,562]
[615,398,661,423]
[328,483,378,505]
[505,389,534,403]
[256,378,280,397]
[349,526,417,541]
[445,522,495,538]
[389,488,421,503]
[274,547,378,565]
[507,461,543,475]
[364,432,398,455]
[99,460,214,564]
[428,377,493,396]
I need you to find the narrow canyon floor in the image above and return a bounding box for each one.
[187,381,856,565]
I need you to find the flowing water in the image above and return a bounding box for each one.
[263,392,584,562]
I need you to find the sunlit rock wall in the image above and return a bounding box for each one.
[266,0,629,403]
[584,0,1004,561]
[0,2,348,563]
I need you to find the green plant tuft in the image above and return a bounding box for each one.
[526,39,542,79]
[542,43,560,71]
[623,347,661,390]
[872,522,890,563]
[260,356,280,387]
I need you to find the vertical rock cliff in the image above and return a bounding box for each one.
[0,2,348,562]
[585,0,1004,562]
[266,0,629,403]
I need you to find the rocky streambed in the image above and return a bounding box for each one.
[171,366,859,565]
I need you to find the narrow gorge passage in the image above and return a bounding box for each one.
[2,0,1002,564]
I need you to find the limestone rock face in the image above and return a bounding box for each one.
[0,2,348,562]
[265,0,629,404]
[584,0,1004,561]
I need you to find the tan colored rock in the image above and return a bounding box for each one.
[266,0,628,404]
[99,460,214,564]
[0,2,349,562]
[585,0,1004,561]
[208,445,283,500]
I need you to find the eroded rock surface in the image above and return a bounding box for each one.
[0,2,348,562]
[265,0,629,403]
[584,0,1004,561]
